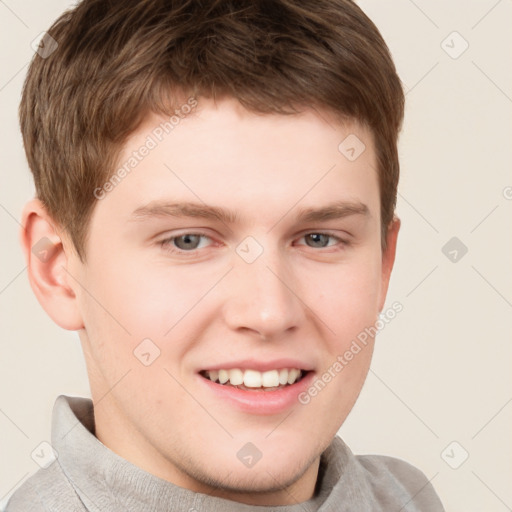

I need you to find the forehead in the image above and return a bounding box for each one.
[92,97,379,230]
[121,96,374,167]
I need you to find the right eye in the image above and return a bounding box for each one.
[159,233,214,254]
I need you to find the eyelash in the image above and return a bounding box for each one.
[158,232,349,255]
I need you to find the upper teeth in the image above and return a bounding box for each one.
[205,368,302,388]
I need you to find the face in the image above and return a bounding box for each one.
[66,97,398,505]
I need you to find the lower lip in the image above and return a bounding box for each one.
[197,372,315,415]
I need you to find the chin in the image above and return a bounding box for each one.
[182,441,321,499]
[200,460,311,499]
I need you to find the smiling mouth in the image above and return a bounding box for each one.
[199,368,308,391]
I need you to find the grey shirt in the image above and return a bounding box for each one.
[4,395,444,511]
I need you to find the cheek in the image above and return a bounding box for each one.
[79,256,220,373]
[310,252,382,347]
[76,261,197,415]
[86,253,210,333]
[298,258,380,432]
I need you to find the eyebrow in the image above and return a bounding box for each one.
[129,200,370,225]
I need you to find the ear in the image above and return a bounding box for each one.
[378,216,400,312]
[20,198,84,330]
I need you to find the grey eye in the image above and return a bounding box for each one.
[304,233,332,248]
[173,234,203,250]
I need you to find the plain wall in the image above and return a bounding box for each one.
[1,1,511,510]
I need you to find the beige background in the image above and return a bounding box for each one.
[1,1,511,510]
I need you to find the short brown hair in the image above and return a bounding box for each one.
[20,0,404,261]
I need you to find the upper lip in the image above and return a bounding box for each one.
[199,358,314,373]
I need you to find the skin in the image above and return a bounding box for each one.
[21,96,399,506]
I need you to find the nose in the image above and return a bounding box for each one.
[222,243,305,340]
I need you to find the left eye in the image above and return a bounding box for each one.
[297,233,341,248]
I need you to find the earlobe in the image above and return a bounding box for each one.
[378,216,400,312]
[20,198,84,331]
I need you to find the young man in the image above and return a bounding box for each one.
[7,0,444,510]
